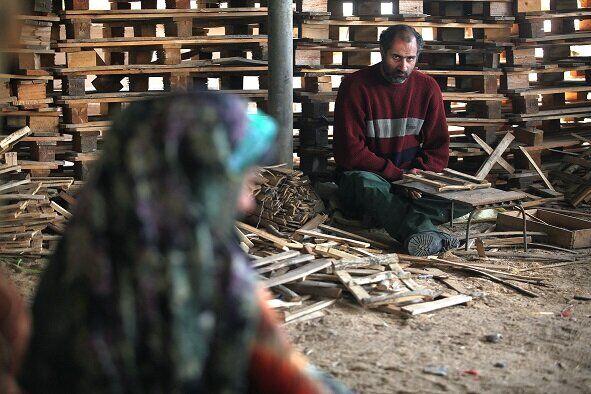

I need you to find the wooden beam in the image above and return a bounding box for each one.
[474,133,515,180]
[518,146,555,191]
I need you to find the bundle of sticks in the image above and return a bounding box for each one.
[247,165,325,234]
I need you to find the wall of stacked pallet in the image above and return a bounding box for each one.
[294,0,591,186]
[1,0,79,260]
[53,0,269,179]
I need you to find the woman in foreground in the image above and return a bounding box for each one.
[21,92,348,394]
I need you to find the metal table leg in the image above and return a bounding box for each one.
[464,208,479,251]
[515,203,528,252]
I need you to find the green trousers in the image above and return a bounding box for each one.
[337,171,472,244]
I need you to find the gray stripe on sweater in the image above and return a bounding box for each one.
[365,118,424,138]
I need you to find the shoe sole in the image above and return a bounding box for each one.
[406,232,442,257]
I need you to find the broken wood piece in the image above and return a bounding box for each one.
[49,201,72,220]
[443,168,487,183]
[0,126,32,153]
[335,270,372,305]
[267,299,303,309]
[474,133,515,180]
[260,259,332,289]
[483,236,532,246]
[401,294,473,315]
[293,214,328,241]
[353,271,398,286]
[250,250,301,268]
[389,263,423,292]
[475,238,486,257]
[526,243,580,254]
[295,229,371,248]
[286,280,343,299]
[518,146,556,191]
[313,244,358,259]
[471,134,515,174]
[235,227,254,249]
[333,253,399,270]
[282,310,325,325]
[236,221,303,249]
[365,289,434,307]
[466,231,546,239]
[256,254,316,274]
[283,299,336,323]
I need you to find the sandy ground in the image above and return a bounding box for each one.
[3,239,591,394]
[284,256,591,393]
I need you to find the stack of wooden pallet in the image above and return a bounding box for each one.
[421,0,513,153]
[292,0,519,178]
[503,0,591,172]
[0,127,80,260]
[0,1,66,178]
[52,0,269,179]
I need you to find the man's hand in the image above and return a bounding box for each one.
[408,189,422,200]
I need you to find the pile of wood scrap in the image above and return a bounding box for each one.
[1,132,78,259]
[549,134,591,208]
[238,219,478,322]
[246,166,325,234]
[251,250,475,322]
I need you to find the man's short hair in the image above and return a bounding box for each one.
[379,25,424,54]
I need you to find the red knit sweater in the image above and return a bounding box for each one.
[333,63,449,181]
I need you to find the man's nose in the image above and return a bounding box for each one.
[399,61,409,72]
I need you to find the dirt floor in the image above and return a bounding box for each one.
[283,247,591,394]
[3,230,591,394]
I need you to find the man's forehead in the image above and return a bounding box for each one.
[386,37,418,56]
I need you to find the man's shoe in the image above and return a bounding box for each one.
[405,231,459,257]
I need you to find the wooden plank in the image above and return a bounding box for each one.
[0,126,32,150]
[471,134,515,174]
[295,229,371,248]
[257,254,316,274]
[293,213,328,241]
[354,271,398,286]
[335,270,372,305]
[443,168,487,183]
[474,133,515,180]
[250,250,301,268]
[283,299,336,323]
[313,244,359,259]
[333,254,399,270]
[261,259,332,288]
[401,295,473,315]
[286,281,343,299]
[236,222,303,249]
[518,146,555,191]
[55,35,267,49]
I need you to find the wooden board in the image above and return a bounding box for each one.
[401,295,473,315]
[261,259,332,288]
[395,181,528,206]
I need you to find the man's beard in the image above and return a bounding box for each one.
[382,65,410,84]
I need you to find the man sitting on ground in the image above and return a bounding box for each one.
[333,24,466,256]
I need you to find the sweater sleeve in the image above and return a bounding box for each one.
[412,81,449,173]
[333,77,404,181]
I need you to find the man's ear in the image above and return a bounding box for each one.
[380,49,386,61]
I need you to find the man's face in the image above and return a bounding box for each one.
[380,37,418,84]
